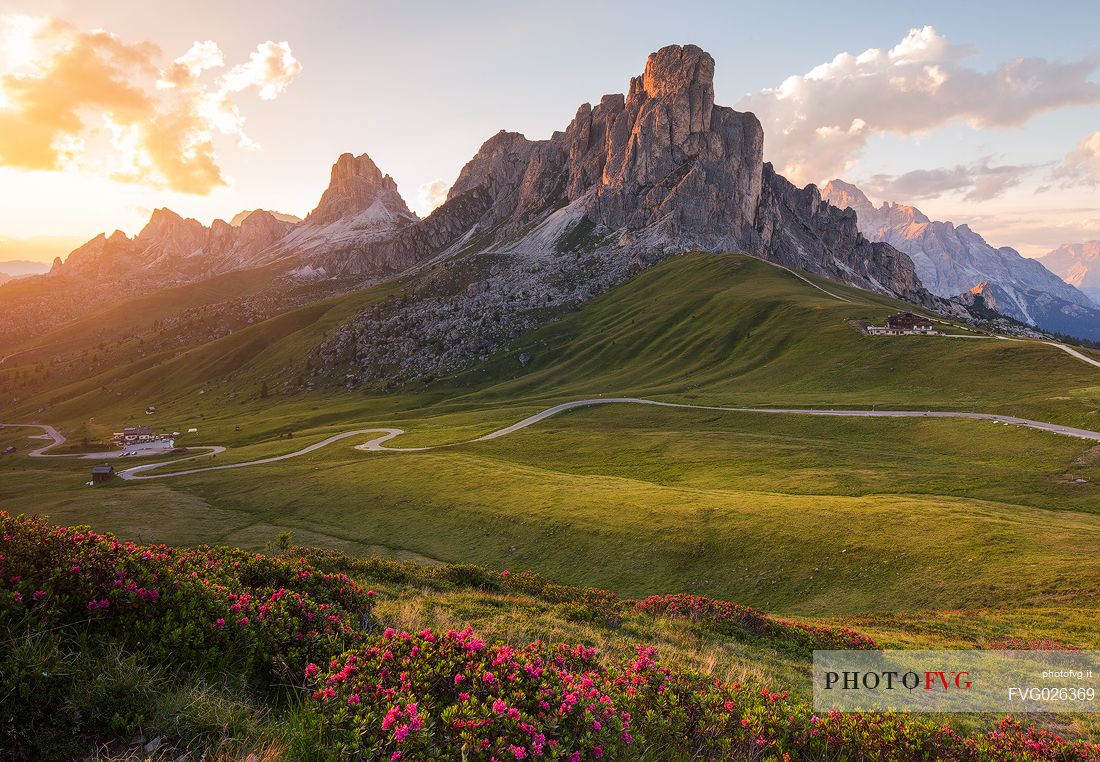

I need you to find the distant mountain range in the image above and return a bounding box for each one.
[821,180,1100,342]
[1040,241,1100,306]
[0,259,50,277]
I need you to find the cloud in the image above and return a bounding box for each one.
[222,41,301,100]
[0,16,302,194]
[738,25,1100,185]
[1053,131,1100,187]
[861,158,1043,202]
[417,178,450,212]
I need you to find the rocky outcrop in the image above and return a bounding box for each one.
[1040,241,1100,305]
[755,169,929,304]
[578,45,764,242]
[822,179,1100,339]
[305,153,415,228]
[311,45,949,386]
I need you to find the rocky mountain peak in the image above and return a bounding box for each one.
[137,208,205,246]
[821,181,929,228]
[1040,241,1100,304]
[385,44,927,303]
[230,209,302,227]
[237,209,296,249]
[637,44,715,144]
[821,180,874,213]
[305,152,416,228]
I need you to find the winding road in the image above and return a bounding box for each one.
[6,397,1100,482]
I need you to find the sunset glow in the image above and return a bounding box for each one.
[3,6,1100,758]
[0,2,1097,259]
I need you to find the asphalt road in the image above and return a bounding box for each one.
[8,396,1096,482]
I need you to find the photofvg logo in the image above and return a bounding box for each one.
[824,668,972,693]
[813,650,1100,713]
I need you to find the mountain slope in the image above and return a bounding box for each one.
[13,254,1100,438]
[1041,240,1100,304]
[821,179,1100,341]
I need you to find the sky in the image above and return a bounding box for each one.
[0,0,1098,260]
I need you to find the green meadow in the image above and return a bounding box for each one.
[5,253,1100,657]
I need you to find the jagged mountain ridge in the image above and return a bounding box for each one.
[821,179,1100,341]
[36,45,932,300]
[5,44,954,374]
[1040,241,1100,305]
[51,208,298,283]
[48,151,418,285]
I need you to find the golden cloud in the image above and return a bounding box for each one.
[417,178,450,213]
[0,16,301,194]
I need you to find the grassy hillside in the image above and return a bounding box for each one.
[0,266,283,362]
[3,253,1100,653]
[11,253,1100,433]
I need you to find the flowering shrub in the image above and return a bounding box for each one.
[0,512,374,680]
[6,515,1097,761]
[311,628,710,760]
[311,629,1100,761]
[635,593,878,651]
